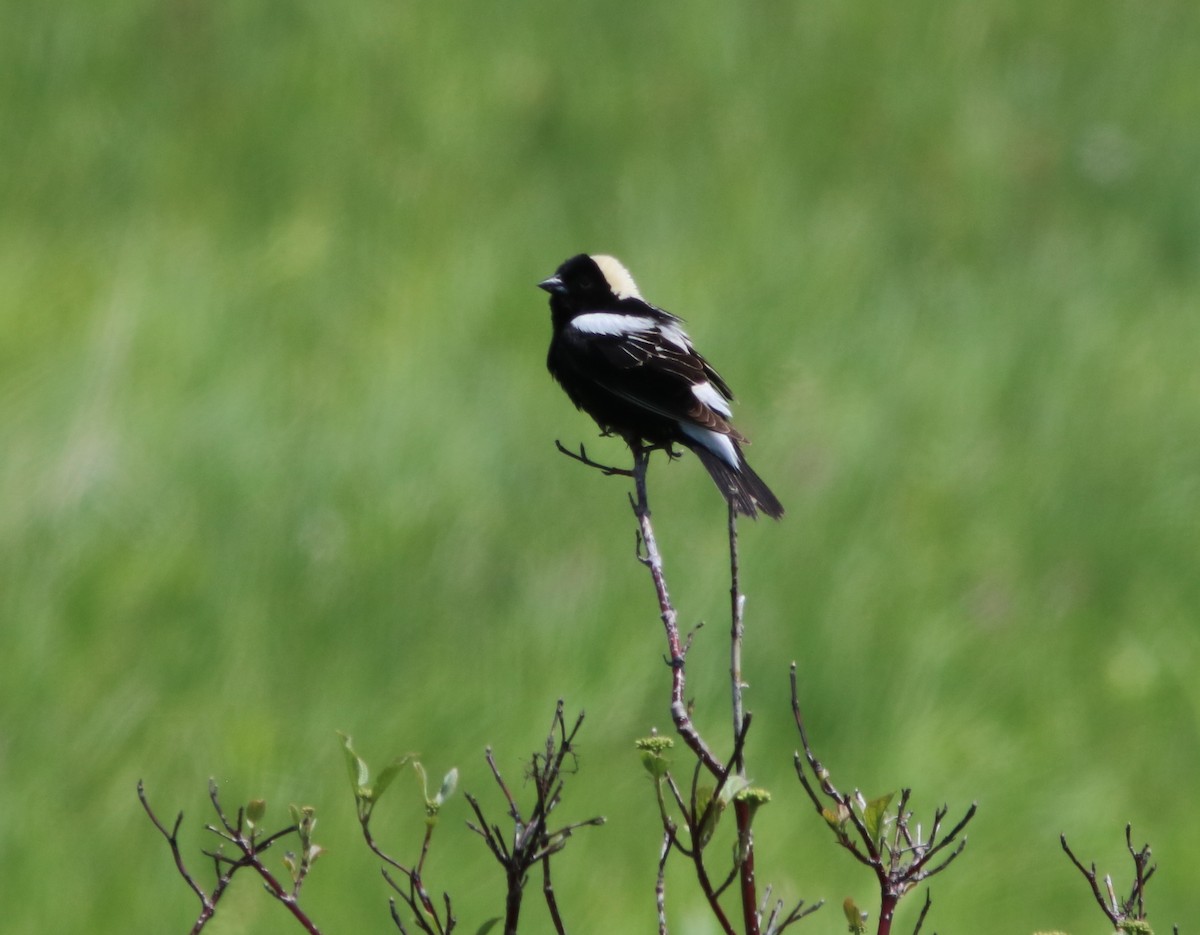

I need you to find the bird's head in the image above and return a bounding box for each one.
[539,254,643,307]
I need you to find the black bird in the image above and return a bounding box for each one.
[540,253,784,519]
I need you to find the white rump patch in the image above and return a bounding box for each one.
[680,423,739,468]
[691,380,732,418]
[569,312,658,336]
[591,255,642,300]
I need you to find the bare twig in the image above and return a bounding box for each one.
[728,500,747,767]
[348,753,451,935]
[138,781,224,932]
[725,502,761,934]
[910,889,932,935]
[554,439,635,476]
[657,828,674,935]
[791,666,974,935]
[759,884,822,935]
[139,780,324,934]
[1060,834,1119,924]
[685,835,739,935]
[465,702,603,935]
[542,854,566,935]
[566,435,819,933]
[621,445,822,934]
[629,445,723,776]
[1061,825,1164,929]
[1126,823,1154,919]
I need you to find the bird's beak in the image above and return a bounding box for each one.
[538,275,565,295]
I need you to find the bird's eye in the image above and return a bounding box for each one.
[577,278,593,290]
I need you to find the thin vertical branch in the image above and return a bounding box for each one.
[733,797,759,935]
[630,446,723,777]
[628,445,741,935]
[910,889,932,935]
[562,439,800,935]
[657,828,674,935]
[542,856,566,935]
[728,500,746,770]
[726,502,759,935]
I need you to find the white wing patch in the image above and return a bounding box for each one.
[691,380,732,418]
[680,423,739,468]
[570,313,658,336]
[659,322,692,351]
[591,255,642,299]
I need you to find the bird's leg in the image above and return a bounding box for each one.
[634,439,682,461]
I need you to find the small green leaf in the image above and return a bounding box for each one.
[696,786,724,845]
[435,767,458,806]
[337,732,370,793]
[842,897,867,934]
[640,750,670,779]
[474,918,502,935]
[290,805,316,841]
[823,804,850,828]
[862,792,895,844]
[717,775,752,808]
[374,755,413,802]
[246,799,267,827]
[412,761,429,798]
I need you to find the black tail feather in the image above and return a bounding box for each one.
[688,443,785,520]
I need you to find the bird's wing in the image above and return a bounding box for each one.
[561,316,744,439]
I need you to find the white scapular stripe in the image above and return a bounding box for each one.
[570,313,658,336]
[691,380,732,417]
[591,255,642,299]
[659,322,692,351]
[680,423,739,468]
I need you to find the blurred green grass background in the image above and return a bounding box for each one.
[2,1,1198,931]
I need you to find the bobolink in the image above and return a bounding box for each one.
[541,253,784,520]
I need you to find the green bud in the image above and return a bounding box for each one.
[735,787,771,805]
[246,799,267,827]
[733,787,770,826]
[282,852,297,880]
[842,897,867,934]
[823,803,851,828]
[635,736,675,754]
[436,768,458,806]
